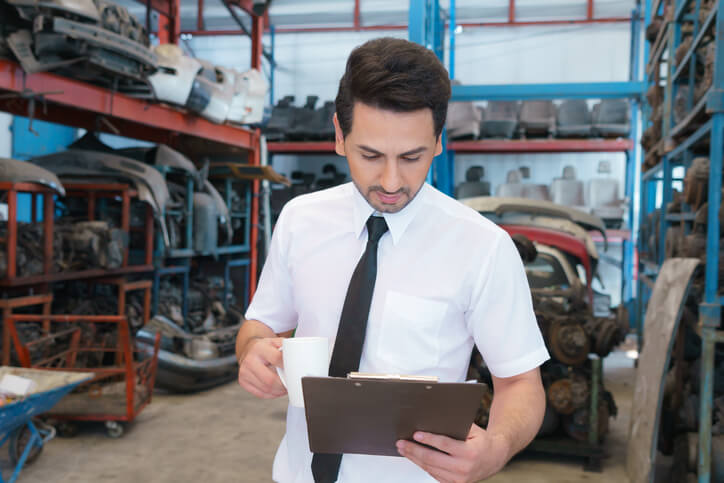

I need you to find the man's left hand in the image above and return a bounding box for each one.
[396,424,510,483]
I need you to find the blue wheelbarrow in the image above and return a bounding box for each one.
[0,367,92,483]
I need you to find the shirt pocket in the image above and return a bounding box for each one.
[374,291,448,374]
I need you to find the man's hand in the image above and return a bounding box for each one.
[237,336,287,399]
[396,424,509,483]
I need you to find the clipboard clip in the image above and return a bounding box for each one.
[347,372,439,383]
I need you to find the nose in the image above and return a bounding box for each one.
[380,159,402,193]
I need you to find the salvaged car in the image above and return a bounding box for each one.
[462,197,628,443]
[1,0,157,94]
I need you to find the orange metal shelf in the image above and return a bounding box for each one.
[0,59,258,154]
[449,138,634,153]
[268,139,633,154]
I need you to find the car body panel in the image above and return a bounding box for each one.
[461,196,607,246]
[1,157,65,195]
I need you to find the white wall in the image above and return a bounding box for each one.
[0,113,12,158]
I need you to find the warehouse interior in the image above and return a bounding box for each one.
[0,0,722,482]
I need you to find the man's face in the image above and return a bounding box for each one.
[333,102,442,213]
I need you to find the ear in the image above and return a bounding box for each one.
[333,113,346,157]
[433,134,443,157]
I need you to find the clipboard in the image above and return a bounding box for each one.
[301,375,486,457]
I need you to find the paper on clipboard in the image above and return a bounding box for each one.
[301,376,485,457]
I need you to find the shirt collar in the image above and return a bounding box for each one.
[350,182,428,245]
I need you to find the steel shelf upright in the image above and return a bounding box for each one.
[408,0,645,316]
[638,1,724,481]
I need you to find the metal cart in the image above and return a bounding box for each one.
[0,367,92,483]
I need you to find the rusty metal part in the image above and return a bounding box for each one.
[548,378,576,414]
[548,320,590,366]
[683,157,709,209]
[562,401,610,443]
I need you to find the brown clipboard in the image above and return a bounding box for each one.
[301,376,486,457]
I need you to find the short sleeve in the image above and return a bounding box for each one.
[244,205,298,333]
[466,231,549,378]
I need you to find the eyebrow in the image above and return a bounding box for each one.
[357,145,428,157]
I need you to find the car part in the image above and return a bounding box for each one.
[30,149,171,247]
[518,100,556,137]
[556,99,592,138]
[186,61,234,124]
[550,165,586,210]
[0,157,65,195]
[147,43,202,106]
[589,160,625,227]
[495,169,526,197]
[481,101,518,138]
[626,258,701,483]
[455,166,490,199]
[4,0,156,93]
[192,192,218,253]
[461,196,607,243]
[227,68,268,125]
[592,99,630,138]
[447,96,482,140]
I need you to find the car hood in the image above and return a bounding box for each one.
[461,196,607,246]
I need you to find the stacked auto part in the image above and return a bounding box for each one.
[1,0,157,94]
[148,44,269,125]
[263,95,336,141]
[465,215,627,455]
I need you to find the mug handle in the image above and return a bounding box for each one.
[276,347,287,388]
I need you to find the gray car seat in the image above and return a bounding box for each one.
[592,99,630,138]
[550,165,585,209]
[523,184,551,201]
[447,101,482,140]
[518,100,556,137]
[455,166,491,199]
[481,101,519,139]
[556,100,592,137]
[589,160,624,227]
[496,169,526,197]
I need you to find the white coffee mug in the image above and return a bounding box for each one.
[276,337,329,408]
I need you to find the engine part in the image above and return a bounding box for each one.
[548,320,590,366]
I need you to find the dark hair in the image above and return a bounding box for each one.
[335,37,451,139]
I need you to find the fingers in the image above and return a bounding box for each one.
[412,432,466,456]
[396,439,454,474]
[238,338,287,398]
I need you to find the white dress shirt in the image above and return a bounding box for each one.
[245,182,549,483]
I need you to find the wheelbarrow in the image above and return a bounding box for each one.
[0,367,92,483]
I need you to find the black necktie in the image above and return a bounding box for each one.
[311,215,389,483]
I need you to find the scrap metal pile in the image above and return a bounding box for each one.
[643,0,717,171]
[0,0,268,125]
[136,275,243,392]
[469,263,627,442]
[462,199,628,446]
[660,303,724,481]
[0,219,127,279]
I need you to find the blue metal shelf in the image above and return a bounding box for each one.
[672,8,717,83]
[450,82,645,102]
[640,1,724,481]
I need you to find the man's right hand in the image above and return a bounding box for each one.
[237,336,288,399]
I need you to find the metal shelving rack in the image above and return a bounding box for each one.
[639,1,723,481]
[0,0,267,307]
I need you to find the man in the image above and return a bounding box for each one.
[236,37,549,483]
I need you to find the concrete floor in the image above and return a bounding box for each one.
[8,352,635,483]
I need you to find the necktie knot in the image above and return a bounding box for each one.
[366,216,388,245]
